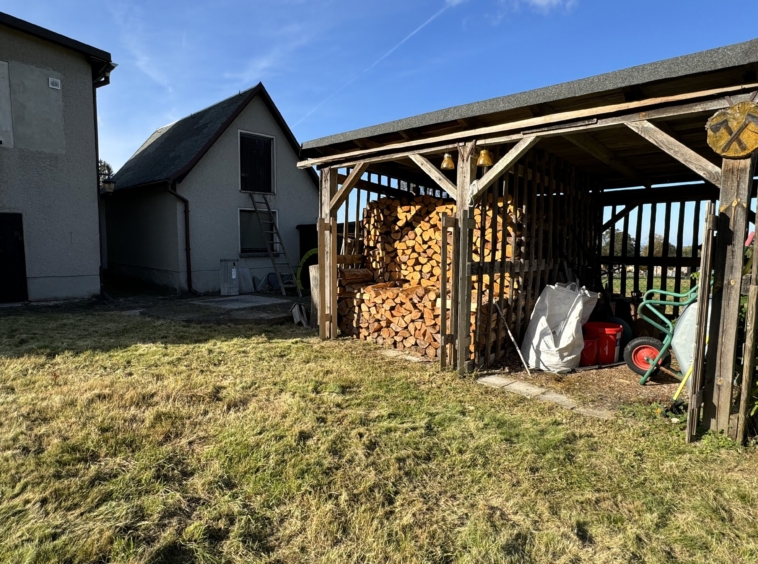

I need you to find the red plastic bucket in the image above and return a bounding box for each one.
[580,337,598,367]
[583,322,623,364]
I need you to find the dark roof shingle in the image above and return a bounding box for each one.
[114,83,317,190]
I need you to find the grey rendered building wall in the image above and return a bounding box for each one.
[104,187,185,290]
[0,26,100,300]
[177,95,318,293]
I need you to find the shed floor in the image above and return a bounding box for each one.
[509,364,682,410]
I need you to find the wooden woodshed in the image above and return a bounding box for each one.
[298,38,758,442]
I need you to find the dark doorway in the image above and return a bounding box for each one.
[0,213,28,303]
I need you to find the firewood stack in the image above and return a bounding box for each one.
[337,193,523,359]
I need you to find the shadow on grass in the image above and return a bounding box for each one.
[0,299,315,359]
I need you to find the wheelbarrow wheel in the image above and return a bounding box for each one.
[624,337,671,376]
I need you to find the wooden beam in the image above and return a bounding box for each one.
[602,184,720,206]
[625,120,722,188]
[408,154,458,199]
[298,83,758,169]
[316,93,756,172]
[564,132,646,183]
[329,162,369,212]
[470,137,539,201]
[601,201,641,232]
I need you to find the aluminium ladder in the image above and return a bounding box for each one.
[248,193,302,297]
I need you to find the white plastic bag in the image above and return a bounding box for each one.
[520,284,598,373]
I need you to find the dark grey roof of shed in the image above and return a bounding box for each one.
[0,11,112,64]
[113,83,318,190]
[302,37,758,152]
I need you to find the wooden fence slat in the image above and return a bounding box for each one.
[660,202,672,297]
[674,201,686,316]
[647,203,658,291]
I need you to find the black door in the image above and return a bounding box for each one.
[0,213,28,303]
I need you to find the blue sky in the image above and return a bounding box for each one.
[7,0,758,248]
[3,0,758,176]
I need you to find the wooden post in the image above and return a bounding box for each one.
[707,154,757,434]
[319,167,338,339]
[737,187,758,442]
[440,212,449,370]
[456,141,477,376]
[738,283,758,442]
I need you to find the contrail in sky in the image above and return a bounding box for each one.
[294,3,453,126]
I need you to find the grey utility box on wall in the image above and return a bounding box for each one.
[220,259,240,296]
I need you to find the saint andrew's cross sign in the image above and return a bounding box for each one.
[707,99,758,158]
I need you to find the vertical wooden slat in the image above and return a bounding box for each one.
[674,201,686,316]
[474,183,487,367]
[692,200,702,263]
[515,164,527,340]
[571,166,579,281]
[451,214,460,370]
[661,202,672,298]
[456,142,477,375]
[318,218,327,339]
[687,202,716,443]
[738,238,758,442]
[647,202,658,291]
[524,153,538,323]
[440,212,449,370]
[633,203,643,294]
[557,159,567,282]
[535,152,550,297]
[354,186,362,258]
[608,205,617,294]
[547,154,557,284]
[319,167,338,339]
[482,182,496,366]
[621,203,630,296]
[495,171,511,361]
[330,217,338,337]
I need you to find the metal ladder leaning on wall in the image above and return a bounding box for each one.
[248,193,302,297]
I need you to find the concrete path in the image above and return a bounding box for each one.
[477,375,615,419]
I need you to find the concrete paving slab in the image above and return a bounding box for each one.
[502,381,546,398]
[477,375,517,388]
[193,295,288,310]
[537,391,577,410]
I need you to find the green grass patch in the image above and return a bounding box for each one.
[1,308,757,562]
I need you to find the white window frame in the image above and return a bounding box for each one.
[238,129,276,194]
[238,207,279,256]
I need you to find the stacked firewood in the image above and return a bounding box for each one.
[338,282,442,357]
[362,195,453,288]
[337,193,524,358]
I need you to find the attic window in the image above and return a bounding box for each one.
[240,133,273,193]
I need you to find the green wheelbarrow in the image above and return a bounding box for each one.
[623,284,700,386]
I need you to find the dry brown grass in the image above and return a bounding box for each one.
[1,305,758,563]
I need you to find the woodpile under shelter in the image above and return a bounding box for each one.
[299,38,758,442]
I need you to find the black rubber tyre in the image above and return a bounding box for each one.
[623,336,671,377]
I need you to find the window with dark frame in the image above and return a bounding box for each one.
[240,133,273,193]
[239,209,277,255]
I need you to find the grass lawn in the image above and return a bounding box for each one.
[1,306,758,563]
[606,276,694,298]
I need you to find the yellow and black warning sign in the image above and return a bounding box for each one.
[706,101,758,158]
